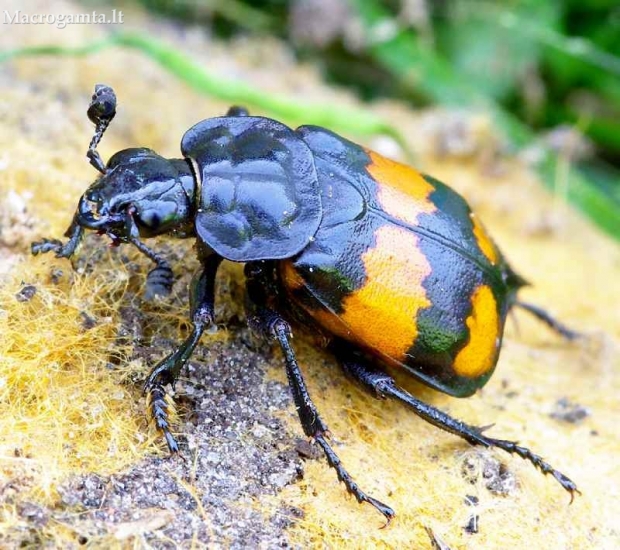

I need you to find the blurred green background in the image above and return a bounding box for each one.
[5,0,620,237]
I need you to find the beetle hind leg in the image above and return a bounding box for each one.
[334,346,580,501]
[514,300,581,341]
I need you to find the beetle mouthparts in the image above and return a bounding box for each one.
[77,194,124,230]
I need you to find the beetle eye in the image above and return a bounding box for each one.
[137,209,161,229]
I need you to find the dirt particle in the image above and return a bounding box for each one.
[462,451,518,496]
[15,284,37,302]
[295,438,320,459]
[550,397,590,424]
[463,494,479,534]
[17,501,49,528]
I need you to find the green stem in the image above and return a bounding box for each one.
[0,32,409,153]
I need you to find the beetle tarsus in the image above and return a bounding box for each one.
[31,238,64,256]
[315,433,395,525]
[147,381,180,453]
[515,301,581,340]
[336,350,579,500]
[481,437,581,501]
[143,336,203,451]
[31,215,84,259]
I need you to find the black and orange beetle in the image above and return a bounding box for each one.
[32,85,580,522]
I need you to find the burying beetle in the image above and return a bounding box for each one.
[32,85,580,523]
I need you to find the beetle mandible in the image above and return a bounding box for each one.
[32,85,580,523]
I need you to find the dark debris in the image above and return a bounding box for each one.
[550,397,591,424]
[461,451,518,497]
[463,494,479,534]
[295,438,322,460]
[79,311,97,331]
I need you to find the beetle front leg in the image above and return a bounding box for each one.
[333,344,580,501]
[245,262,395,524]
[31,213,84,258]
[120,214,175,299]
[128,235,175,299]
[144,254,222,452]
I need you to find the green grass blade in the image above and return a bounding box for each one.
[1,28,618,237]
[0,32,408,152]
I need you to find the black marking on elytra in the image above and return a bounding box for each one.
[402,178,511,397]
[284,127,377,315]
[286,127,514,398]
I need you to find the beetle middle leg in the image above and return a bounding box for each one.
[244,262,395,524]
[332,343,580,501]
[144,254,222,452]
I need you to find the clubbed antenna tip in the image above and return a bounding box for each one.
[86,84,117,174]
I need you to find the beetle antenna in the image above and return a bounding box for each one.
[86,84,117,174]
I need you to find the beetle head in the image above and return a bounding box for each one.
[77,85,196,244]
[77,148,196,241]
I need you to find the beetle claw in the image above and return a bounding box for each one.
[568,487,582,505]
[162,428,180,455]
[553,470,581,502]
[31,238,63,256]
[371,498,395,528]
